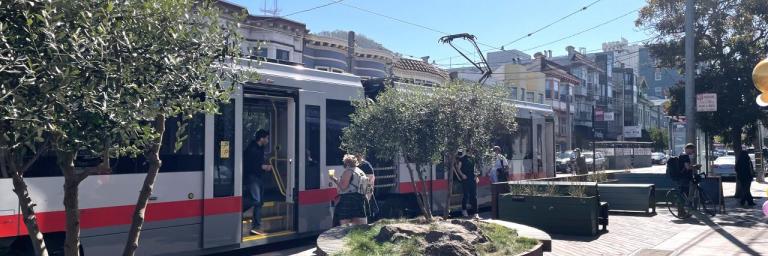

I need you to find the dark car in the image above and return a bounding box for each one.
[556,151,575,173]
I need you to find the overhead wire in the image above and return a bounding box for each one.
[434,0,605,63]
[522,8,641,52]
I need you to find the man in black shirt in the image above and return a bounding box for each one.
[243,129,272,235]
[678,143,699,196]
[456,149,479,219]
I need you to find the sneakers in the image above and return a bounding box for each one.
[473,214,480,220]
[462,210,469,217]
[249,229,265,236]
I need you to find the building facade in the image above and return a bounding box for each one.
[527,54,581,152]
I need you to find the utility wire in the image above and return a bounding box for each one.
[501,0,603,48]
[336,1,496,57]
[434,0,604,63]
[282,0,345,17]
[523,8,640,52]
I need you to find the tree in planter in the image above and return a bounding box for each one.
[342,82,516,220]
[637,0,768,159]
[342,84,441,220]
[431,82,517,218]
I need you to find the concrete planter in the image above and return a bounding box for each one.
[498,194,599,236]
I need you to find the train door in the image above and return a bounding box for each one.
[240,95,296,242]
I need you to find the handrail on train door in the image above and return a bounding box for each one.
[268,100,288,197]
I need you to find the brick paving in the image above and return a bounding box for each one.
[544,165,768,256]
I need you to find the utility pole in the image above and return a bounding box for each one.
[684,0,696,145]
[592,105,596,172]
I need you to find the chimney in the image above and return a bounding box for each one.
[449,71,459,81]
[579,47,586,54]
[347,31,356,73]
[566,46,575,55]
[534,52,544,59]
[547,50,552,58]
[421,56,430,63]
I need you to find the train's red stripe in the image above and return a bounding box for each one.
[398,180,448,193]
[0,196,241,238]
[298,188,337,205]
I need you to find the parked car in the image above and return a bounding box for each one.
[651,152,667,165]
[583,152,607,171]
[556,151,575,173]
[711,155,736,178]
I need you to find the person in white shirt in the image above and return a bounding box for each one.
[490,146,509,183]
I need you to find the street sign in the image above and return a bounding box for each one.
[696,93,717,112]
[623,126,642,138]
[603,112,615,121]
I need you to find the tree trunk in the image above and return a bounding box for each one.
[404,163,431,220]
[58,151,80,256]
[10,168,49,256]
[732,127,743,198]
[123,115,165,256]
[414,162,432,217]
[443,152,455,219]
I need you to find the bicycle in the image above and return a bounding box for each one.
[666,172,717,219]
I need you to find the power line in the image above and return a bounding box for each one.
[522,8,640,52]
[282,0,345,17]
[501,0,603,48]
[434,0,604,63]
[336,1,498,56]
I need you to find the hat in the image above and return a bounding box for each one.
[684,143,695,149]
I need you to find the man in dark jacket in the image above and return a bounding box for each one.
[735,149,756,206]
[243,129,272,235]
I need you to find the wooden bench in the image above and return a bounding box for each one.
[597,184,656,214]
[612,173,675,203]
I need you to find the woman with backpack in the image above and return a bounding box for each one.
[330,154,369,226]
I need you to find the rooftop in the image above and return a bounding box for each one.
[394,58,449,79]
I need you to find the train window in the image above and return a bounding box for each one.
[214,100,236,197]
[326,99,353,166]
[305,105,321,190]
[23,114,206,178]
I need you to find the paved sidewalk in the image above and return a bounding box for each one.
[546,166,768,256]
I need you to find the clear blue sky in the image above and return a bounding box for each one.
[228,0,651,68]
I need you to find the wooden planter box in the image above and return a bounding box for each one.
[498,194,599,236]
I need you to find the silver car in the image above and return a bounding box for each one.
[583,152,607,171]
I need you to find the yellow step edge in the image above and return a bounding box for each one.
[241,216,286,224]
[241,230,295,242]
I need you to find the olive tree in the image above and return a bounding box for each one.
[2,1,250,255]
[0,1,64,255]
[342,81,516,220]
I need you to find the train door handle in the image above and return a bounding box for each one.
[149,196,159,201]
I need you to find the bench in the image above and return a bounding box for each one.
[597,184,656,214]
[612,173,675,203]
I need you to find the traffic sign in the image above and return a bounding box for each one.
[697,93,717,112]
[623,126,642,138]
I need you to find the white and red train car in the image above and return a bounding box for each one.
[0,60,554,255]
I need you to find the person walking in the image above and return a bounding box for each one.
[456,149,479,219]
[242,129,272,236]
[330,154,369,226]
[735,149,756,206]
[491,146,509,183]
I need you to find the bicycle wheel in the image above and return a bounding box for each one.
[697,187,717,217]
[666,189,691,219]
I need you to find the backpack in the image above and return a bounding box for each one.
[347,168,371,195]
[496,156,510,182]
[666,156,681,180]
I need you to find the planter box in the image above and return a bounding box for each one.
[612,173,676,203]
[498,194,599,236]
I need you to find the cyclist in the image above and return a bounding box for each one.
[678,143,700,195]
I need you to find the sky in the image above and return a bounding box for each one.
[228,0,652,69]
